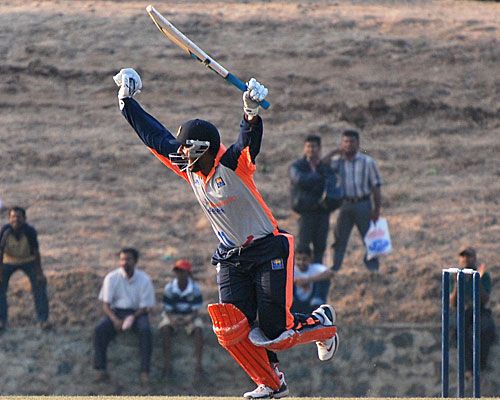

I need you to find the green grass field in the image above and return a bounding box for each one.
[4,397,500,400]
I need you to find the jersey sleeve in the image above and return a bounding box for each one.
[162,283,175,313]
[120,98,188,181]
[98,274,114,304]
[289,160,325,189]
[220,116,263,175]
[368,157,383,188]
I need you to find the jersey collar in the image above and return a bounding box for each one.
[196,144,227,184]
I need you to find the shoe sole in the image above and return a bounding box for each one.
[273,388,289,399]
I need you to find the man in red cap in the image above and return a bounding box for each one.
[159,259,204,378]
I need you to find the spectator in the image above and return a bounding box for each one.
[94,247,155,385]
[0,206,49,330]
[326,129,383,271]
[292,248,333,314]
[159,259,204,378]
[290,135,336,264]
[450,246,496,378]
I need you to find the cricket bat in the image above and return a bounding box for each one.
[146,5,270,109]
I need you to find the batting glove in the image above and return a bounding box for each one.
[113,68,142,100]
[243,78,268,119]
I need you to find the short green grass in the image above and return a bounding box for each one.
[3,397,499,400]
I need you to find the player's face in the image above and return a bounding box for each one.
[304,141,321,160]
[178,144,202,172]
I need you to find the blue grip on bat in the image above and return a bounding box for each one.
[225,73,270,110]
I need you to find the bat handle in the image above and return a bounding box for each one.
[226,73,271,110]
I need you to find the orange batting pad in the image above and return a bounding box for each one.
[208,303,280,390]
[249,324,337,352]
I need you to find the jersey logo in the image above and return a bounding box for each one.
[215,176,226,188]
[271,258,284,270]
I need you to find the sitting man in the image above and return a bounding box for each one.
[93,247,155,385]
[159,259,204,378]
[0,206,50,330]
[292,248,333,314]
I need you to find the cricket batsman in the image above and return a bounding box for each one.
[113,68,339,398]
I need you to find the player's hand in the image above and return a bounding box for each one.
[477,263,487,277]
[113,68,142,99]
[243,78,268,118]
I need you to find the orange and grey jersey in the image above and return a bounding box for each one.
[120,98,279,249]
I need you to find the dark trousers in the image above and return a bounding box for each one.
[94,309,152,373]
[216,233,322,364]
[452,307,497,371]
[0,262,49,323]
[297,211,330,263]
[332,200,379,271]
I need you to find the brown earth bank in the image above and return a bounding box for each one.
[0,0,499,331]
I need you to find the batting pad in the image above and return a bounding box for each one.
[249,324,337,352]
[208,303,280,390]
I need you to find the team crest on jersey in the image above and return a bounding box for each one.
[271,258,284,270]
[215,176,226,188]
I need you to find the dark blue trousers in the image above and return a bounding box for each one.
[297,211,330,264]
[94,308,152,373]
[0,262,49,324]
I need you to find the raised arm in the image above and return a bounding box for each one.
[113,68,187,180]
[221,79,268,170]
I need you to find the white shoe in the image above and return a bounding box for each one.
[243,372,289,399]
[244,384,274,399]
[312,304,339,361]
[312,304,336,326]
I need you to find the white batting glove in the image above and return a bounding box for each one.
[243,78,268,119]
[113,68,142,100]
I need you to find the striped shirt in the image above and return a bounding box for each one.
[163,277,203,315]
[333,152,382,198]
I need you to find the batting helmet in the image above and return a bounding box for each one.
[171,119,220,155]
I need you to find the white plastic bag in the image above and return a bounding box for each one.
[364,217,392,260]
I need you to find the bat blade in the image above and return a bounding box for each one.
[146,5,270,109]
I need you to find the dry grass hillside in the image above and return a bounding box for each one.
[0,0,498,327]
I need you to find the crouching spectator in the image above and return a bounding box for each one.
[159,259,204,378]
[292,248,333,314]
[0,206,50,331]
[94,247,155,386]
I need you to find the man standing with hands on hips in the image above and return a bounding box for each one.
[324,129,383,272]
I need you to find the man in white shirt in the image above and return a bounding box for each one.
[292,249,333,314]
[93,247,155,385]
